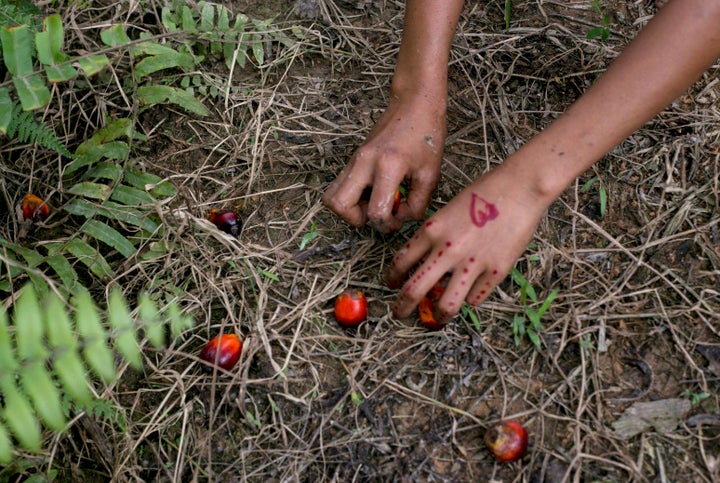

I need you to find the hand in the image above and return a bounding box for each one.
[386,162,549,325]
[322,92,446,234]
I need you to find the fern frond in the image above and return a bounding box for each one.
[6,103,74,158]
[0,282,194,462]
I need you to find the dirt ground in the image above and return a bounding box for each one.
[2,0,720,482]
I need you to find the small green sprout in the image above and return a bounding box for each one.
[510,268,559,349]
[587,0,611,41]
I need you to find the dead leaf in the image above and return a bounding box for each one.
[612,398,691,438]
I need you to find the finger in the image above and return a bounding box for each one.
[390,240,456,319]
[401,168,440,221]
[364,166,405,233]
[466,266,504,307]
[322,162,372,227]
[432,258,484,325]
[385,224,433,289]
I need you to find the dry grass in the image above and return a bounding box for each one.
[2,0,720,481]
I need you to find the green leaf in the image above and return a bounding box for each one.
[65,238,115,279]
[139,293,165,348]
[111,184,155,205]
[4,240,44,268]
[0,88,12,135]
[199,2,214,32]
[81,219,138,259]
[45,253,79,290]
[181,6,196,31]
[45,292,92,404]
[161,7,178,32]
[258,268,279,281]
[63,198,160,234]
[12,73,51,111]
[15,285,47,361]
[44,63,78,83]
[527,329,541,349]
[526,307,541,329]
[133,48,196,80]
[100,24,131,46]
[249,33,264,65]
[36,15,77,83]
[0,376,42,451]
[84,161,124,181]
[461,304,481,332]
[537,288,559,318]
[1,25,34,76]
[580,177,597,192]
[80,118,134,147]
[38,14,66,62]
[0,421,12,464]
[76,54,110,76]
[123,167,177,197]
[136,85,210,116]
[68,181,112,200]
[217,6,230,31]
[504,0,512,29]
[0,305,19,375]
[599,185,607,218]
[107,288,142,369]
[21,361,66,431]
[67,141,130,174]
[166,300,193,338]
[73,288,116,383]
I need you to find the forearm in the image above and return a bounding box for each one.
[391,0,465,103]
[512,0,720,201]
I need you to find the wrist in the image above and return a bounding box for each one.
[389,73,448,117]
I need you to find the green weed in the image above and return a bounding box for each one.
[510,268,559,349]
[580,176,608,218]
[587,0,611,41]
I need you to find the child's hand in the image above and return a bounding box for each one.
[322,93,446,234]
[386,162,549,325]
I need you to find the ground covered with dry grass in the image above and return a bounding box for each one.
[2,0,720,481]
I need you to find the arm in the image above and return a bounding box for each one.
[322,0,465,233]
[388,0,720,323]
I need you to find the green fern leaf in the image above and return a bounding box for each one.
[81,219,138,259]
[45,253,79,290]
[0,0,41,29]
[108,288,142,369]
[63,198,161,234]
[45,293,92,405]
[73,288,117,383]
[0,376,42,452]
[15,286,66,431]
[136,85,210,116]
[0,421,12,465]
[138,293,165,348]
[64,238,115,279]
[7,104,73,157]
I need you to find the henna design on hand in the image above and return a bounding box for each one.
[469,193,499,228]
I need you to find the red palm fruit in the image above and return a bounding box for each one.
[391,188,401,215]
[199,334,242,371]
[418,280,446,330]
[484,420,529,463]
[359,187,402,215]
[208,209,241,236]
[418,296,444,330]
[334,289,368,328]
[21,194,51,220]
